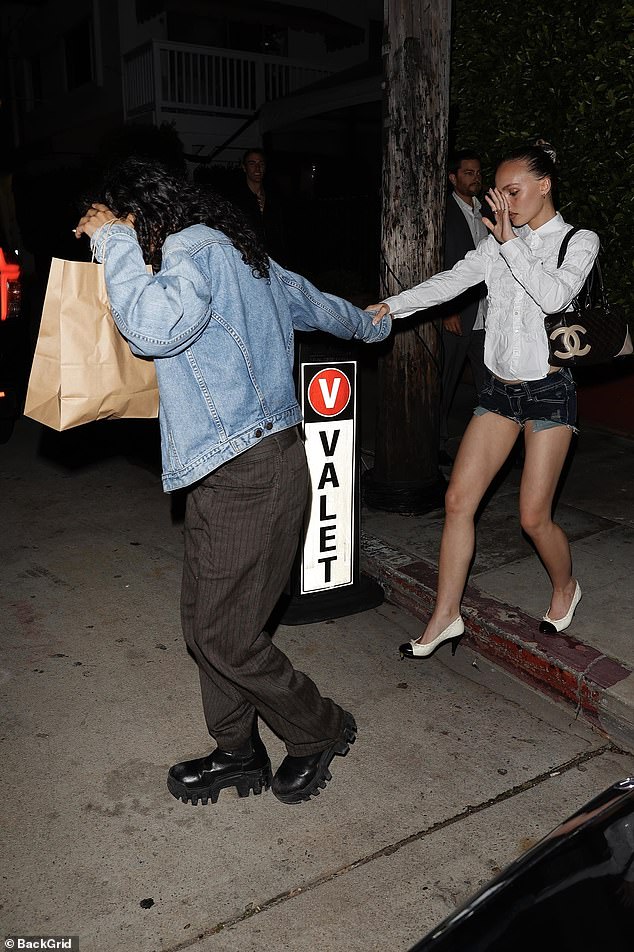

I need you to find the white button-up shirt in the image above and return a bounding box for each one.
[385,212,599,381]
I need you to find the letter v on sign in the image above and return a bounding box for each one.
[307,368,351,418]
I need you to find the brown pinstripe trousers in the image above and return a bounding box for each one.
[180,426,344,758]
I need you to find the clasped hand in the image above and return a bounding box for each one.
[365,302,391,325]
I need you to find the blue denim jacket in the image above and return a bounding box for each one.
[91,223,391,491]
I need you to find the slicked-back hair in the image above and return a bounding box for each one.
[496,145,559,207]
[94,157,270,277]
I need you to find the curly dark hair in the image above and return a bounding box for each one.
[93,156,270,277]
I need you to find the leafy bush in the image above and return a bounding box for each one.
[451,0,633,304]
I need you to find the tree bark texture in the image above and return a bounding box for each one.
[374,0,452,486]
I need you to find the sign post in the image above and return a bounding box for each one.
[280,338,384,625]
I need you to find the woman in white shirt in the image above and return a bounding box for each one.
[368,145,599,658]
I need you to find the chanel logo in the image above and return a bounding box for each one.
[549,324,592,360]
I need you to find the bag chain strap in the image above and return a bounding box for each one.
[556,226,606,316]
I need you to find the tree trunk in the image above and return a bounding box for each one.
[368,0,452,511]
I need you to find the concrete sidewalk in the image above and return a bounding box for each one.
[360,383,634,752]
[2,415,633,952]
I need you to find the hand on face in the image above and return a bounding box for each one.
[74,203,135,239]
[483,188,516,243]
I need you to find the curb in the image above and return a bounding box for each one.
[361,531,634,752]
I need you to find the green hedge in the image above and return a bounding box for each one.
[451,0,633,304]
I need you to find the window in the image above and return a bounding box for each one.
[167,14,288,57]
[226,21,288,56]
[64,18,94,91]
[261,26,287,57]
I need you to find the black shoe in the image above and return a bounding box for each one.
[167,724,272,806]
[271,711,357,805]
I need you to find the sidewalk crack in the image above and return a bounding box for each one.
[162,744,616,951]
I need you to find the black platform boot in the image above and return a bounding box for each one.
[167,719,272,805]
[271,711,357,804]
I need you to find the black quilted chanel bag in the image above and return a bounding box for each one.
[544,227,632,367]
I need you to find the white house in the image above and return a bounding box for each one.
[2,0,382,171]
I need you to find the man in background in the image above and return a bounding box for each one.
[438,150,488,466]
[230,148,288,265]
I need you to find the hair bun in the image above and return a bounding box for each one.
[533,139,557,164]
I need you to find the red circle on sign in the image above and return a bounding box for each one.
[307,368,351,418]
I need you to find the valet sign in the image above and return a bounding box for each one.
[300,363,356,594]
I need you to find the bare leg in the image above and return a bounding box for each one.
[520,422,576,619]
[416,412,521,645]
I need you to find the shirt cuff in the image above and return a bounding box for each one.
[498,235,527,265]
[382,294,420,319]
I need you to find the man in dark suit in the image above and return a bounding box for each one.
[439,150,488,466]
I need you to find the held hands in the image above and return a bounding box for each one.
[483,188,516,244]
[365,302,391,326]
[74,203,135,239]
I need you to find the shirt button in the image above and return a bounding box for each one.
[255,428,263,438]
[265,422,273,430]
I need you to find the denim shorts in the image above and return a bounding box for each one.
[474,368,578,433]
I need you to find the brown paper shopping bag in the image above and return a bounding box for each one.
[24,258,159,430]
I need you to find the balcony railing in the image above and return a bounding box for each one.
[123,40,333,119]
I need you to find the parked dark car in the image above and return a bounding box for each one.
[411,778,634,952]
[0,244,23,442]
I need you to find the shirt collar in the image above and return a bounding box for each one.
[452,191,479,215]
[516,211,566,242]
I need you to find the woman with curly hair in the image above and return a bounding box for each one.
[76,157,392,807]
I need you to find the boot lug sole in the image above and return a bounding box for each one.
[273,727,357,804]
[167,761,272,806]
